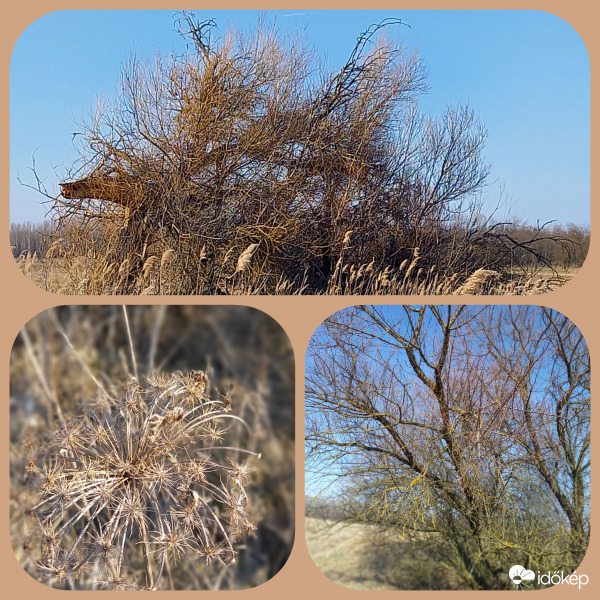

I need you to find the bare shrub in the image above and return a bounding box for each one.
[23,13,570,295]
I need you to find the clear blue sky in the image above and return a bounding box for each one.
[10,10,590,225]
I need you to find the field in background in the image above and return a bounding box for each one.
[305,517,462,590]
[14,253,576,296]
[529,266,579,284]
[306,517,398,590]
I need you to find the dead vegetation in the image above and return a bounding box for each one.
[15,235,572,296]
[18,14,579,295]
[306,517,461,590]
[10,306,294,589]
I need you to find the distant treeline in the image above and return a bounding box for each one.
[500,222,589,269]
[10,221,55,257]
[306,495,359,521]
[11,219,590,270]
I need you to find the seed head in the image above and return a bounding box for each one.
[25,371,255,589]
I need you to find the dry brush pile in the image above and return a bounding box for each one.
[10,306,294,590]
[24,14,571,295]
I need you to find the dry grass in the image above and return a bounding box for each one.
[306,517,398,590]
[305,517,462,590]
[15,251,569,295]
[520,266,579,285]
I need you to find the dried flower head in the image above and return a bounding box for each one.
[25,371,255,589]
[234,243,259,274]
[456,268,499,295]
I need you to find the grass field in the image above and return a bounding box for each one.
[305,517,462,590]
[306,517,399,590]
[15,252,579,296]
[530,266,579,284]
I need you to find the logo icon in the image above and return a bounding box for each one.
[509,565,536,587]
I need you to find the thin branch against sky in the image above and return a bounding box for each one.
[305,305,590,499]
[10,10,589,225]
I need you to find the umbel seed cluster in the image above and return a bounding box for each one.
[24,370,256,590]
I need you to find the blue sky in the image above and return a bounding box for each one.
[10,9,590,225]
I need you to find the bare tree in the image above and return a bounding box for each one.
[10,221,56,257]
[305,305,590,589]
[479,307,590,565]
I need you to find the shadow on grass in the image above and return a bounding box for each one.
[358,529,462,590]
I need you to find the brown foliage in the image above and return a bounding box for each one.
[23,14,574,294]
